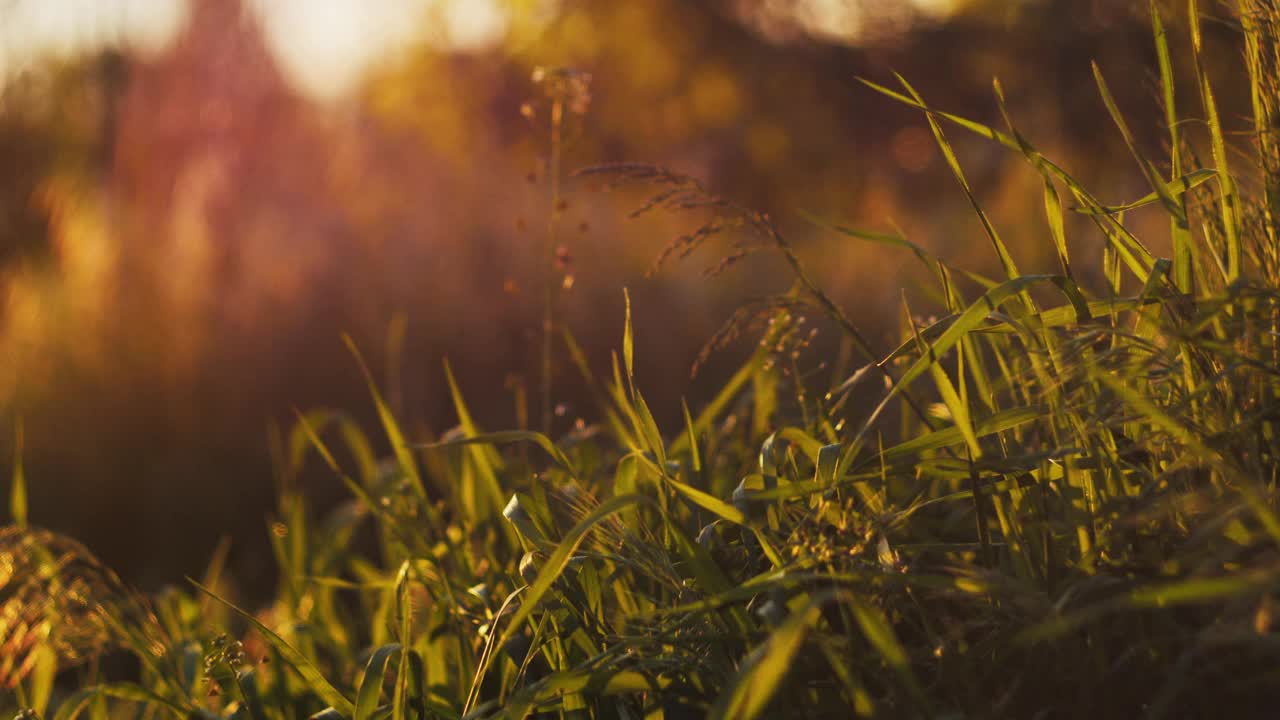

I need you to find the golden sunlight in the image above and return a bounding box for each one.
[1,0,548,99]
[736,0,964,44]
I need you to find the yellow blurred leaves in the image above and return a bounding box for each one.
[367,55,481,166]
[689,63,741,128]
[557,11,602,59]
[0,180,114,400]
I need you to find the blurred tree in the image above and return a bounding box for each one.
[0,51,123,269]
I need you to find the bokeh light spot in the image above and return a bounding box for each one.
[689,63,741,128]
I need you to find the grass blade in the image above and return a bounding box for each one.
[189,579,356,716]
[355,644,401,720]
[709,593,829,720]
[345,335,426,502]
[1092,61,1184,221]
[1190,0,1242,281]
[9,419,26,528]
[420,430,574,477]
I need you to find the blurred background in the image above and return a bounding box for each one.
[0,0,1251,591]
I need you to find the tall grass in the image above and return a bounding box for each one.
[5,1,1280,717]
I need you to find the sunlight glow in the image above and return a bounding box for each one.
[249,0,513,100]
[740,0,962,44]
[1,0,520,99]
[249,0,424,100]
[797,0,866,42]
[910,0,962,19]
[1,0,960,99]
[0,0,188,76]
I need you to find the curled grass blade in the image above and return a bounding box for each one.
[355,644,402,720]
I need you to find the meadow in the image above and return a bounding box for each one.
[5,1,1280,717]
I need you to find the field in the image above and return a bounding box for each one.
[5,1,1280,717]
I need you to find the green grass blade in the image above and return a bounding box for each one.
[1153,0,1194,291]
[420,430,575,477]
[632,388,668,469]
[1072,169,1215,216]
[861,75,1157,279]
[484,494,650,687]
[682,398,702,473]
[292,410,413,547]
[288,410,379,489]
[709,593,829,720]
[1190,0,1242,281]
[671,346,766,454]
[927,360,981,459]
[1092,61,1184,221]
[51,684,190,720]
[848,596,929,710]
[500,669,665,718]
[669,476,748,525]
[853,275,1049,447]
[355,644,401,720]
[990,78,1073,278]
[872,404,1044,464]
[563,327,636,445]
[443,358,508,523]
[345,335,426,502]
[895,73,1019,279]
[623,287,635,386]
[9,419,26,528]
[189,579,356,716]
[1129,571,1277,608]
[798,209,934,269]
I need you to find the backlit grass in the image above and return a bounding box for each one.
[5,1,1280,717]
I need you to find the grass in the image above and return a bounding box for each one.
[5,1,1280,717]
